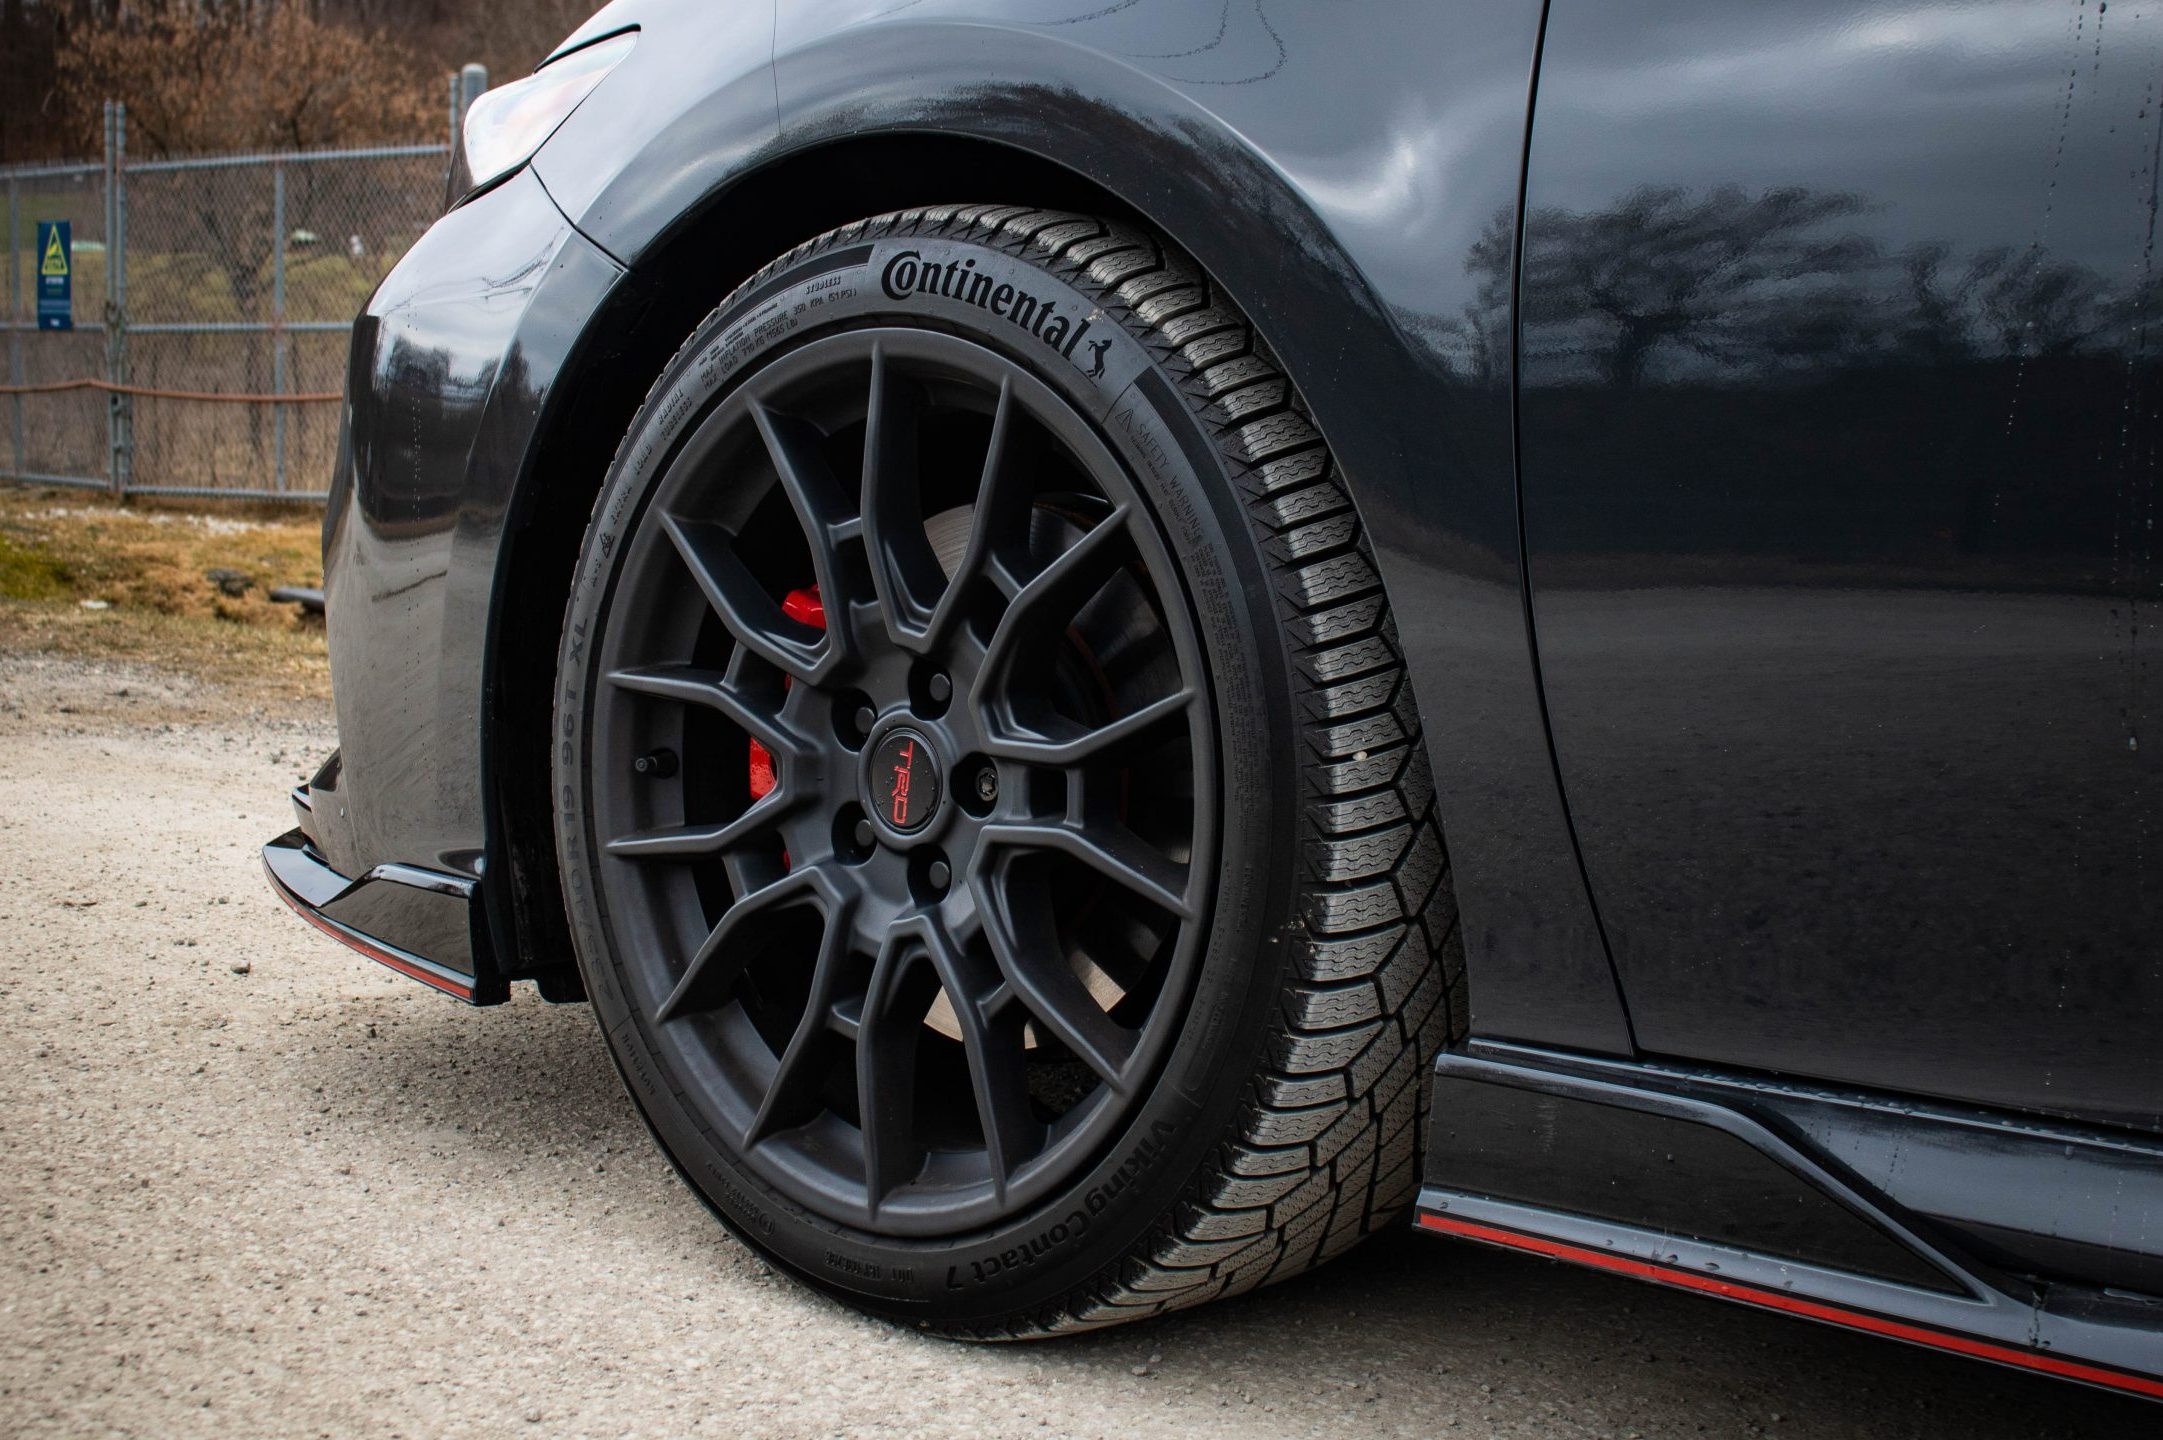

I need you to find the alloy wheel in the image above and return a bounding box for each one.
[588,328,1218,1235]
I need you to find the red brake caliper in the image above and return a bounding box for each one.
[748,585,824,802]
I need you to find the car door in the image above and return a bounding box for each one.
[1516,0,2163,1132]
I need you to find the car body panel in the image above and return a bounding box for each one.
[527,0,778,259]
[320,166,575,883]
[309,165,625,984]
[1518,0,2163,1133]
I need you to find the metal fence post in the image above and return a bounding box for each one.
[271,160,287,493]
[6,174,22,481]
[459,64,490,125]
[102,101,118,497]
[99,101,132,499]
[113,103,130,499]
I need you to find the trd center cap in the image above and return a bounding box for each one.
[868,727,942,835]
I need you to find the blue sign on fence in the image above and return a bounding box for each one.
[36,220,72,331]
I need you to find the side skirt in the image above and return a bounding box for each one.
[1417,1049,2163,1401]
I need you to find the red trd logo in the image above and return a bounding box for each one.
[891,739,915,827]
[870,729,940,834]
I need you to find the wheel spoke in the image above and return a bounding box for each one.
[655,867,829,1023]
[658,516,830,684]
[860,346,947,648]
[974,860,1138,1090]
[921,923,1039,1201]
[981,820,1197,922]
[750,399,857,658]
[606,790,799,861]
[605,664,800,759]
[855,931,928,1215]
[745,897,857,1147]
[974,507,1133,701]
[982,687,1196,766]
[926,376,1031,640]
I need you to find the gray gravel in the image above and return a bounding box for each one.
[0,655,2152,1438]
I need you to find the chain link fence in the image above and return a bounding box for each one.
[2,99,461,503]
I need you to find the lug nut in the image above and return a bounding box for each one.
[633,749,678,778]
[974,766,998,804]
[927,672,952,706]
[927,859,951,891]
[853,818,876,850]
[853,705,876,737]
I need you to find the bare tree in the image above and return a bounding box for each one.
[1517,185,1880,388]
[6,0,601,163]
[56,2,437,157]
[1429,206,1515,386]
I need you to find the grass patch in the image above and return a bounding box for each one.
[0,485,323,620]
[0,485,329,707]
[0,530,76,601]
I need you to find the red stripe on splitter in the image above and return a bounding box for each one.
[269,873,477,1001]
[1416,1210,2163,1400]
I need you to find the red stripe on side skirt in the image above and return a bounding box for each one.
[1416,1211,2163,1401]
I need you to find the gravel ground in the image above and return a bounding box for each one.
[0,653,2153,1439]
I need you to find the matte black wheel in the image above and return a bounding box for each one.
[555,205,1460,1335]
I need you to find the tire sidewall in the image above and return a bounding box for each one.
[555,218,1299,1324]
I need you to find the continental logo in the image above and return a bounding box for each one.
[881,250,1097,367]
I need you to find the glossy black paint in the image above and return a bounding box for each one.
[267,0,2163,1385]
[262,827,489,1000]
[1519,0,2163,1131]
[321,168,596,880]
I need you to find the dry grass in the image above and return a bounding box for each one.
[0,485,329,710]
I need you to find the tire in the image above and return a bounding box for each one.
[553,204,1461,1337]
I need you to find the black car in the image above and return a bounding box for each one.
[263,0,2163,1394]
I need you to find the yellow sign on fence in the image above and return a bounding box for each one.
[36,221,72,331]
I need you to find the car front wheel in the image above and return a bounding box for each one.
[553,204,1459,1335]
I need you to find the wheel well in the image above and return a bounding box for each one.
[484,134,1151,994]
